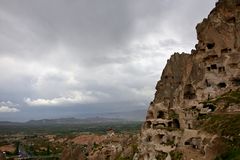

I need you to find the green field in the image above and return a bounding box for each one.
[0,121,142,135]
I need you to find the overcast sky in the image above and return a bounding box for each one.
[0,0,216,121]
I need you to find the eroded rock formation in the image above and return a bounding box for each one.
[139,0,240,159]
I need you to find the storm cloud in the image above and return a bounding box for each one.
[0,0,216,121]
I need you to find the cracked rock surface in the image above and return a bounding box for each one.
[138,0,240,159]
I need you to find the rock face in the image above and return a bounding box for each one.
[139,0,240,159]
[61,133,139,160]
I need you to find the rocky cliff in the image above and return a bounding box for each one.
[138,0,240,159]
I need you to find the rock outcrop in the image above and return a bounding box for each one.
[139,0,240,159]
[61,133,139,160]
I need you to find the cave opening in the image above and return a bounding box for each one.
[217,82,227,88]
[203,103,216,112]
[173,119,180,128]
[211,64,217,70]
[227,17,236,23]
[168,121,173,127]
[184,138,192,145]
[221,48,232,53]
[231,77,240,86]
[205,79,211,87]
[236,0,240,6]
[207,43,215,49]
[145,121,152,129]
[204,55,218,62]
[146,136,152,142]
[184,84,196,99]
[218,67,225,73]
[157,111,165,119]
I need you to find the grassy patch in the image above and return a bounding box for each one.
[156,151,168,160]
[169,110,179,119]
[200,113,240,160]
[215,148,240,160]
[0,121,142,135]
[199,90,240,112]
[210,90,240,105]
[201,113,240,149]
[170,150,183,160]
[202,114,240,136]
[198,90,240,159]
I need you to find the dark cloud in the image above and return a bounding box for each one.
[0,0,216,121]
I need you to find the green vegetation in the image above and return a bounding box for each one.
[199,90,240,138]
[197,113,210,120]
[116,156,133,160]
[116,156,132,160]
[164,139,175,146]
[199,90,240,159]
[131,143,138,154]
[156,151,168,160]
[201,114,240,160]
[14,141,20,155]
[215,148,240,160]
[170,150,183,160]
[0,121,142,160]
[202,90,240,110]
[4,136,63,158]
[115,137,138,160]
[212,90,240,105]
[0,121,142,135]
[169,110,179,119]
[201,114,240,141]
[92,142,99,150]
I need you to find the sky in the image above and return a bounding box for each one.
[0,0,216,121]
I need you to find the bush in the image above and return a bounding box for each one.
[170,150,183,160]
[215,148,240,160]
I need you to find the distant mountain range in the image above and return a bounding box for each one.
[26,117,127,125]
[0,109,146,125]
[0,117,124,125]
[97,109,146,121]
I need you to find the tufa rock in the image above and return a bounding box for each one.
[138,0,240,159]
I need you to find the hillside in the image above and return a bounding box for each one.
[138,0,240,159]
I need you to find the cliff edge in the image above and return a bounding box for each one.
[138,0,240,159]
